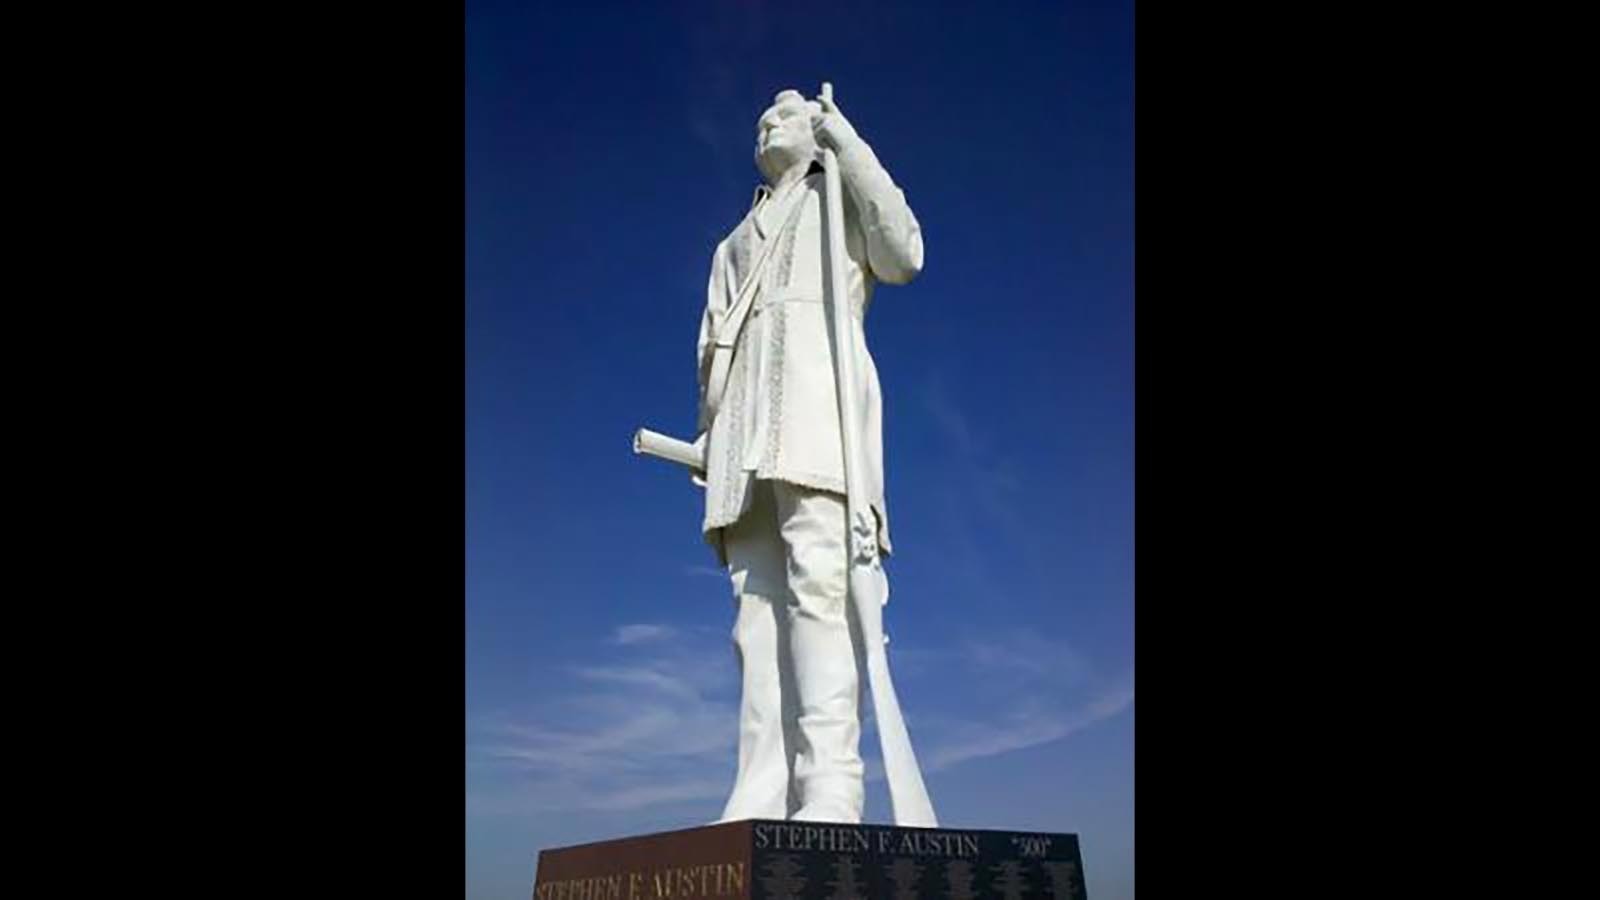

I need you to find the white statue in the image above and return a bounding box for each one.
[636,84,935,826]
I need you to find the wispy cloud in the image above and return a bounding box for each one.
[922,374,978,457]
[921,372,1027,534]
[911,372,1038,611]
[470,623,1129,817]
[585,780,732,812]
[925,683,1134,772]
[470,629,739,815]
[571,665,702,701]
[960,631,1092,683]
[683,564,727,580]
[611,624,679,645]
[895,629,1131,774]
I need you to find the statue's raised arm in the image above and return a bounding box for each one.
[812,92,925,286]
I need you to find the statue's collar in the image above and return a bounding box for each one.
[750,161,824,211]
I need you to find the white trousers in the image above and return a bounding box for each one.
[717,479,865,823]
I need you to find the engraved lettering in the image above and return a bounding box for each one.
[538,857,781,900]
[1043,860,1081,899]
[1010,834,1052,858]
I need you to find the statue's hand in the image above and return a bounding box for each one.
[850,509,879,566]
[811,93,861,154]
[689,433,708,488]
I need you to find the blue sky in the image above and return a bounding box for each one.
[467,1,1133,898]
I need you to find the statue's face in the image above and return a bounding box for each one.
[754,91,818,183]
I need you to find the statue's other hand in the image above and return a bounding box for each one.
[811,93,861,154]
[689,432,708,487]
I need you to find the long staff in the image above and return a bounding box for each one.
[817,81,937,827]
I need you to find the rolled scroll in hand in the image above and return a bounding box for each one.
[633,428,707,473]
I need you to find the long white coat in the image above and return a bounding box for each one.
[696,139,923,564]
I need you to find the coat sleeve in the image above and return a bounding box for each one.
[696,240,729,434]
[836,139,925,285]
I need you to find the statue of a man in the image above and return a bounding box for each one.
[694,88,924,824]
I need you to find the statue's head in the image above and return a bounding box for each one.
[754,89,821,185]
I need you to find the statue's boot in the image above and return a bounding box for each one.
[717,592,796,822]
[783,487,865,823]
[788,621,864,823]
